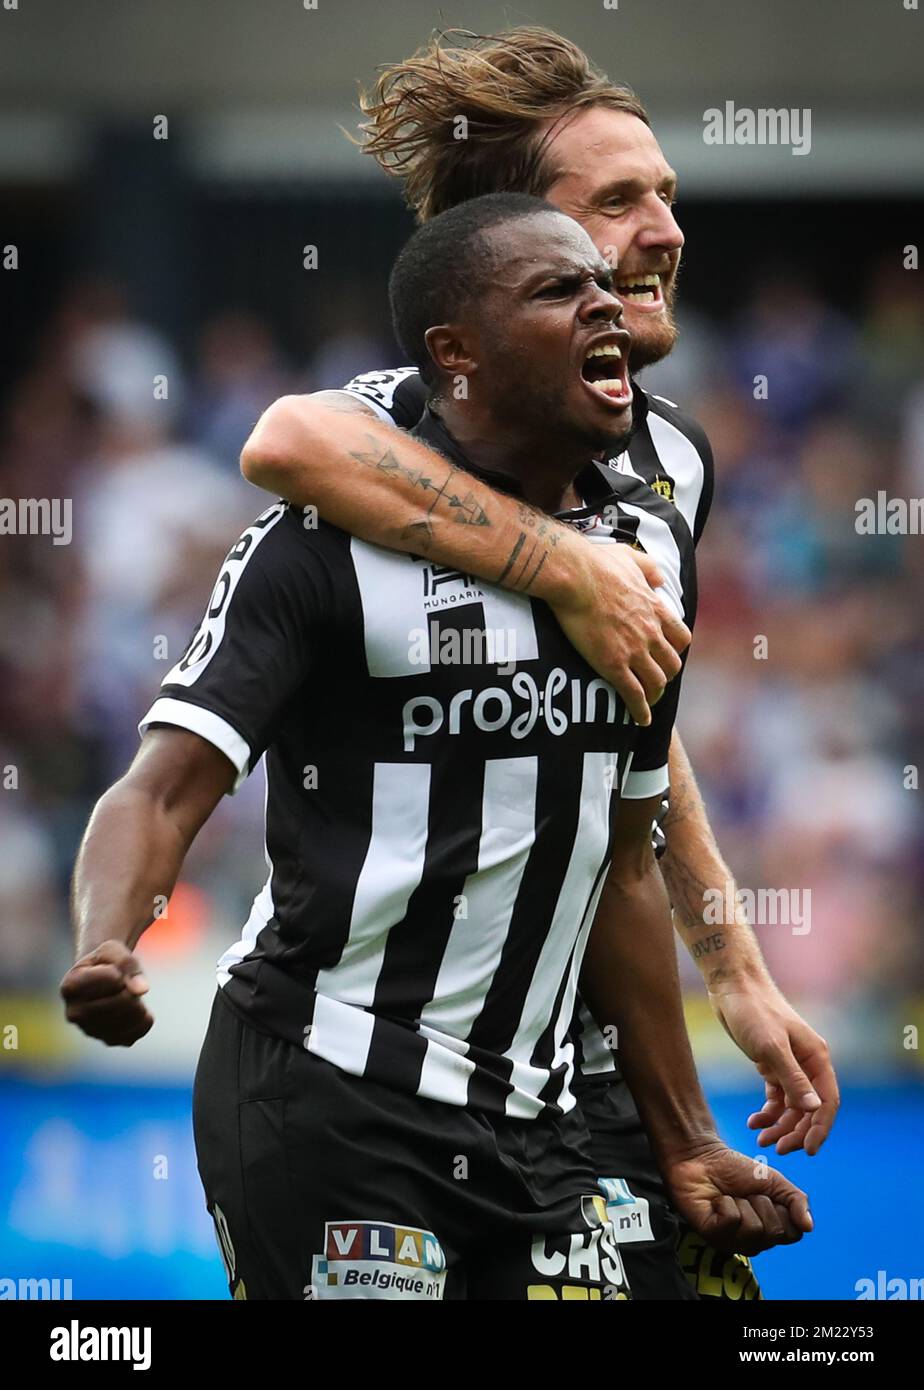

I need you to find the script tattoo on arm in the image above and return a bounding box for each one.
[659,740,738,986]
[691,931,725,960]
[348,438,490,553]
[660,741,787,993]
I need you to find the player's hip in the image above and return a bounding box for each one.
[192,988,630,1300]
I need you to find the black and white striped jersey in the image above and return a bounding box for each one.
[339,368,714,1087]
[140,407,697,1120]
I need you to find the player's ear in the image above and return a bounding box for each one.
[424,324,478,383]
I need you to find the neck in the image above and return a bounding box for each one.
[434,399,591,513]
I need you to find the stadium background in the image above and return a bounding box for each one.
[0,0,922,1300]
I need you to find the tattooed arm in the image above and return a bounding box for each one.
[661,735,840,1156]
[581,793,811,1256]
[240,391,689,725]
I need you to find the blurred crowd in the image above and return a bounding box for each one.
[647,259,924,1034]
[1,255,922,1068]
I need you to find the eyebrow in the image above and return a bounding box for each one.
[521,262,615,292]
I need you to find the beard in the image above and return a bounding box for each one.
[625,264,681,371]
[627,306,679,371]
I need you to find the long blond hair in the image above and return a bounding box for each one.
[353,26,649,222]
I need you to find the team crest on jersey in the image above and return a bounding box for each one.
[308,1221,447,1300]
[603,454,676,505]
[650,474,675,503]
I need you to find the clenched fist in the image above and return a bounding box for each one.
[551,544,690,727]
[60,939,153,1046]
[662,1140,813,1257]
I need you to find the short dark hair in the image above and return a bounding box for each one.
[388,191,561,387]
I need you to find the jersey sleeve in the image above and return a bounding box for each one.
[620,656,686,800]
[690,424,714,546]
[338,367,428,429]
[138,503,333,791]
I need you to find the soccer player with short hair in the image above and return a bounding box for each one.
[238,27,839,1299]
[63,195,811,1300]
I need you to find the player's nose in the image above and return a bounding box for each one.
[637,194,684,252]
[579,283,624,325]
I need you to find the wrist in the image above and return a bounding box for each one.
[705,957,777,998]
[74,927,134,962]
[650,1119,722,1167]
[74,899,153,960]
[528,522,591,607]
[630,1083,719,1166]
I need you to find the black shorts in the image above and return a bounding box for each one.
[579,1075,763,1301]
[192,990,631,1301]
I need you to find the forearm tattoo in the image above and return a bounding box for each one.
[349,437,560,592]
[496,502,561,594]
[690,931,726,960]
[662,752,702,834]
[348,439,490,554]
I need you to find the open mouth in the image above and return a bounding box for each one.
[580,339,632,407]
[615,272,664,308]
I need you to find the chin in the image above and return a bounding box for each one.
[624,313,679,371]
[585,410,633,455]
